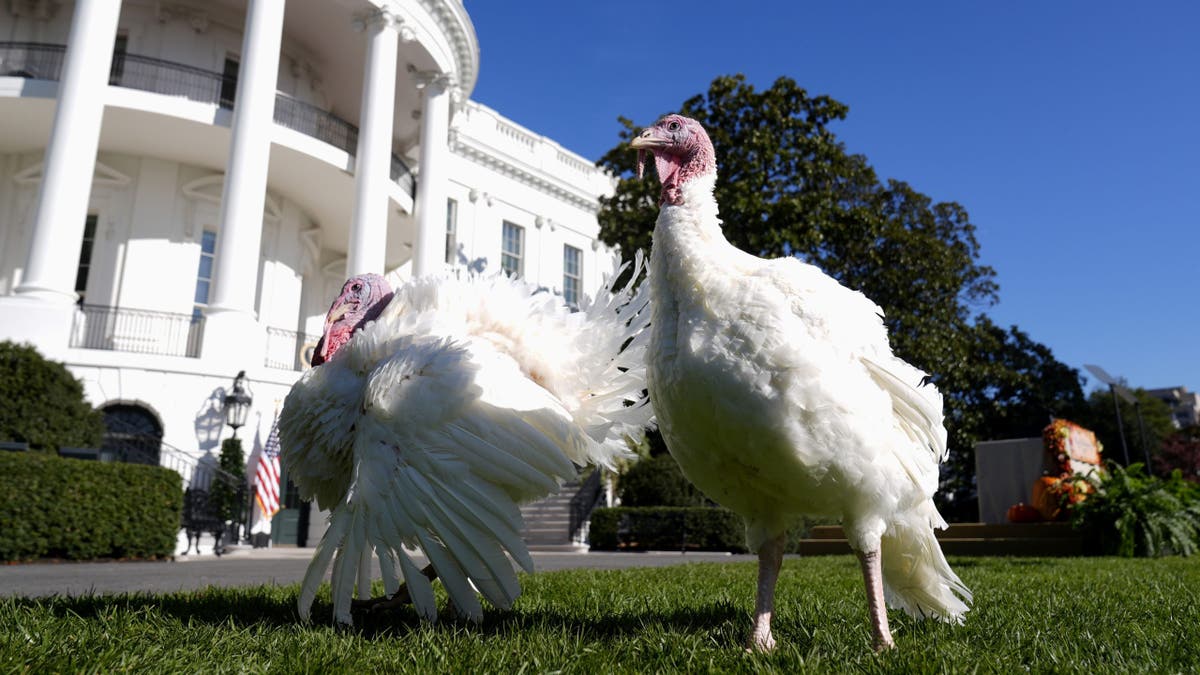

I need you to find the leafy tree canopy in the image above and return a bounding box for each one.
[597,75,1087,519]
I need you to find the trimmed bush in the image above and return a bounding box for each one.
[209,437,247,525]
[0,451,183,561]
[0,341,104,453]
[589,506,747,553]
[617,452,709,507]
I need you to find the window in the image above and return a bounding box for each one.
[563,244,582,308]
[74,214,98,304]
[445,198,458,265]
[219,56,239,108]
[193,229,216,320]
[501,221,524,277]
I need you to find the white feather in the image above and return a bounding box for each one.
[648,174,970,621]
[281,258,653,624]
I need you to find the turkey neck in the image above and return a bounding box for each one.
[649,173,744,316]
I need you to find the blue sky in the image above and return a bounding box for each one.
[465,1,1199,394]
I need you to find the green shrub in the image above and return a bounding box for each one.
[209,437,247,525]
[617,453,709,507]
[0,451,183,561]
[1070,462,1200,557]
[0,341,104,453]
[589,506,747,552]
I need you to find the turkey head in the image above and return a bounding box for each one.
[311,273,393,366]
[630,114,716,206]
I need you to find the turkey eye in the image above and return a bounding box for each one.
[351,283,362,292]
[668,121,680,131]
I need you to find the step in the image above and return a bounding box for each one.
[526,543,586,552]
[523,525,570,533]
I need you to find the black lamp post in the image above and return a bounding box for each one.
[223,370,253,437]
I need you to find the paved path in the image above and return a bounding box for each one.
[0,548,757,598]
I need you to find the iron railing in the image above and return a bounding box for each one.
[71,304,204,358]
[1,41,415,197]
[0,41,64,79]
[569,469,606,544]
[265,326,318,371]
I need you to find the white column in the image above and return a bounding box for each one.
[346,9,399,277]
[14,0,122,304]
[412,74,452,278]
[202,0,285,361]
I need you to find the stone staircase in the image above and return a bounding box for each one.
[520,479,585,551]
[795,522,1084,556]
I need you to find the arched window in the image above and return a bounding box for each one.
[101,404,163,466]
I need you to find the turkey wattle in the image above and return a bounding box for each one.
[632,114,970,651]
[280,260,653,625]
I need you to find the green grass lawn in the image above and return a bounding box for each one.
[2,556,1198,673]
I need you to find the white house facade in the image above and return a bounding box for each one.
[0,0,618,551]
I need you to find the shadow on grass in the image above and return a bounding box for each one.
[8,589,751,645]
[10,588,303,629]
[331,596,750,644]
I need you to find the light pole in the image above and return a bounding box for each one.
[222,370,253,438]
[218,370,253,550]
[1084,364,1152,470]
[1085,365,1130,465]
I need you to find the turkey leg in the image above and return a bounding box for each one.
[856,549,895,651]
[351,564,438,613]
[746,532,786,652]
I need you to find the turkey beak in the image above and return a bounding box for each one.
[311,301,352,367]
[326,302,352,325]
[631,129,669,180]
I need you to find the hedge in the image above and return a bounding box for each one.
[0,451,183,561]
[589,506,748,553]
[617,452,710,507]
[0,341,104,453]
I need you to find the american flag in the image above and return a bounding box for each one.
[254,415,282,520]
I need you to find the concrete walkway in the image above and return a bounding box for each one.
[0,547,757,598]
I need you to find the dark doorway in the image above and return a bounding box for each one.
[270,475,309,547]
[101,404,163,465]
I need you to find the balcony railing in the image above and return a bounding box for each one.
[1,41,415,197]
[265,326,318,371]
[71,305,204,358]
[0,41,64,79]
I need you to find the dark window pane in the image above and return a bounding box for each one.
[197,255,213,280]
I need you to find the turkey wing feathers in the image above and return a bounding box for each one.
[296,336,588,624]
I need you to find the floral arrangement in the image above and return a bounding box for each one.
[1006,420,1104,523]
[1043,418,1103,476]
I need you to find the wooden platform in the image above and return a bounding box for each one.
[795,522,1083,556]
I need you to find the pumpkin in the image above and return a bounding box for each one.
[1007,502,1041,523]
[1032,475,1067,521]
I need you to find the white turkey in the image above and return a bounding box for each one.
[279,259,652,625]
[631,114,970,651]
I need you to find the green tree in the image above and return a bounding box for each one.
[209,437,247,529]
[1081,387,1177,468]
[596,75,1086,519]
[0,341,104,453]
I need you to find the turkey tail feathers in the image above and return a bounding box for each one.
[880,509,972,623]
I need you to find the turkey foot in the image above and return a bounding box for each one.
[351,564,438,613]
